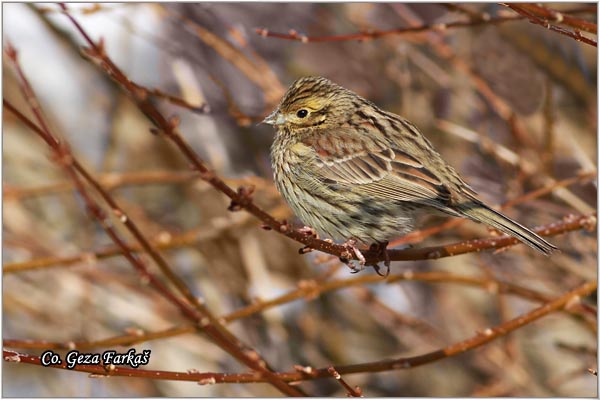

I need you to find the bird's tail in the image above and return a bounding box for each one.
[460,202,558,255]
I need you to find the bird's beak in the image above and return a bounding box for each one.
[262,109,285,125]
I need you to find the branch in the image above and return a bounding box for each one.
[5,34,303,395]
[514,3,597,34]
[503,4,597,47]
[6,270,595,351]
[255,15,525,43]
[5,280,595,383]
[6,170,593,274]
[327,367,363,397]
[254,5,596,43]
[51,3,594,271]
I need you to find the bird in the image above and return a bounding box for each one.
[264,76,557,267]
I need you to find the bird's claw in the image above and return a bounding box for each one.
[340,239,366,272]
[369,241,391,277]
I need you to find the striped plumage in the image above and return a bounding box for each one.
[266,76,557,255]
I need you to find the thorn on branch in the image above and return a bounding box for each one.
[4,352,22,363]
[193,103,211,113]
[198,169,216,181]
[298,246,313,254]
[96,37,106,56]
[581,214,597,232]
[113,208,128,223]
[551,11,564,23]
[197,377,217,385]
[298,225,318,238]
[227,185,255,211]
[327,366,363,397]
[49,142,74,167]
[293,364,317,376]
[297,279,319,300]
[132,86,148,101]
[256,27,269,37]
[279,220,290,233]
[103,363,116,374]
[167,114,180,129]
[297,225,319,252]
[4,42,17,60]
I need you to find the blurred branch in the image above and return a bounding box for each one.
[4,170,197,199]
[5,279,595,383]
[502,4,597,47]
[44,4,590,270]
[255,5,595,43]
[352,286,444,344]
[132,83,210,114]
[156,4,285,110]
[4,171,274,200]
[390,170,596,247]
[441,4,491,21]
[6,269,596,351]
[256,15,524,43]
[4,32,303,395]
[516,3,597,34]
[437,119,596,215]
[37,3,113,15]
[6,169,592,274]
[542,79,556,175]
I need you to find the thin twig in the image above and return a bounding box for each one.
[328,367,363,397]
[5,280,595,383]
[515,3,597,34]
[503,4,597,47]
[5,35,303,396]
[54,3,591,268]
[255,5,596,43]
[256,15,524,43]
[7,267,594,352]
[6,170,592,274]
[389,170,596,247]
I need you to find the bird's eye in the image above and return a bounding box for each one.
[296,109,309,118]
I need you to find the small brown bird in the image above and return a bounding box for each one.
[265,76,556,259]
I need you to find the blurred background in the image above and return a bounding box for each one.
[3,2,597,396]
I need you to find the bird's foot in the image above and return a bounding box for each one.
[340,239,366,273]
[369,241,390,277]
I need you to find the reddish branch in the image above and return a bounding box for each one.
[511,3,597,34]
[4,37,303,396]
[4,280,595,383]
[6,269,596,351]
[5,170,594,275]
[327,367,363,397]
[503,4,597,47]
[6,45,594,270]
[255,15,525,43]
[47,5,591,269]
[255,5,596,44]
[4,4,595,393]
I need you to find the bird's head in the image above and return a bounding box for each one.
[263,76,356,130]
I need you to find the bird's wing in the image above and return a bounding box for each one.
[304,133,453,207]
